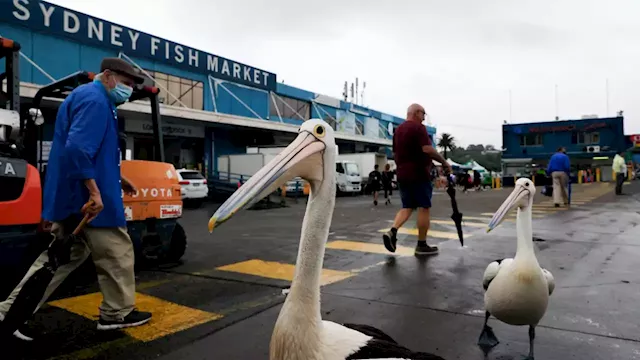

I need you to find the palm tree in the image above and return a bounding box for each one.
[437,133,456,159]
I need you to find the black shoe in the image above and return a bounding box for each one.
[383,229,397,253]
[374,200,378,206]
[97,310,152,330]
[554,204,560,208]
[415,244,439,256]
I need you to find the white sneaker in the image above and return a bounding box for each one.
[0,312,34,341]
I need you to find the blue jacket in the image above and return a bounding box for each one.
[547,152,571,175]
[42,81,126,228]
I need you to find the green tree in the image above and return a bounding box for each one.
[437,133,456,159]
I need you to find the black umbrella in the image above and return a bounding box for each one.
[445,175,464,246]
[0,211,91,339]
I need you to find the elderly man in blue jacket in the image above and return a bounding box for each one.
[0,58,152,341]
[547,146,571,207]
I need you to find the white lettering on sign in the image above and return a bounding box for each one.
[124,119,205,138]
[160,204,182,219]
[130,188,173,198]
[6,0,276,90]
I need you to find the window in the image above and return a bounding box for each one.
[336,163,344,174]
[519,134,542,146]
[355,121,364,136]
[269,95,310,121]
[571,131,600,144]
[140,70,204,110]
[345,162,360,176]
[179,171,205,180]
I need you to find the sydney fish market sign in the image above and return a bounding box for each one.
[3,0,277,91]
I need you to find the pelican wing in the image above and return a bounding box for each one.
[482,258,513,290]
[322,321,445,360]
[542,268,555,295]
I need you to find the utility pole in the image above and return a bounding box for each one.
[342,81,348,102]
[355,77,359,105]
[606,78,610,117]
[555,84,559,120]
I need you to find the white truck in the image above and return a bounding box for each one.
[335,160,362,194]
[336,152,388,186]
[217,147,363,195]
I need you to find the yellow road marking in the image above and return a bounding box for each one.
[430,219,486,228]
[379,228,473,240]
[463,216,493,221]
[216,259,353,286]
[48,292,222,342]
[327,240,415,256]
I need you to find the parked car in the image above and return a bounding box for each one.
[176,169,208,207]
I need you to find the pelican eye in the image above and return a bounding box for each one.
[314,124,325,137]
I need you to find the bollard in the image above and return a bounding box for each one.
[303,182,310,195]
[578,170,583,184]
[596,168,601,182]
[492,177,496,189]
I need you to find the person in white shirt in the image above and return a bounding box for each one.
[612,150,626,195]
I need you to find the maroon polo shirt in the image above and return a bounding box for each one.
[392,120,433,183]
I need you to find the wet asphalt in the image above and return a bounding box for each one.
[3,181,640,360]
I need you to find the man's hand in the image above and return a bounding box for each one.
[442,163,453,175]
[121,176,137,196]
[82,194,104,223]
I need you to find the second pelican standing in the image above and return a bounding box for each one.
[478,178,555,360]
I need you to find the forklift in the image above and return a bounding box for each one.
[0,37,187,281]
[0,37,48,297]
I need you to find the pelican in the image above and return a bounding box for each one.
[478,178,555,360]
[208,119,446,360]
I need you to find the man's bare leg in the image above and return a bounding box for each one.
[393,208,413,229]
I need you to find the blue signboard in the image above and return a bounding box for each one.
[1,0,277,91]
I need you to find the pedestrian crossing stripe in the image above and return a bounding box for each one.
[430,219,486,228]
[48,292,222,342]
[327,240,415,256]
[215,259,354,286]
[378,228,471,240]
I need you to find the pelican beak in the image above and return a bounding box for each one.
[487,184,530,233]
[208,131,326,233]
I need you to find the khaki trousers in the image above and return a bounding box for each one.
[0,223,136,322]
[551,171,569,205]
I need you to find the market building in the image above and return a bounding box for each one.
[501,115,631,183]
[0,0,436,178]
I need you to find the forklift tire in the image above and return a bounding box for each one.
[167,222,187,262]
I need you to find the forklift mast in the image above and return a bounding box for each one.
[28,70,166,167]
[0,37,21,157]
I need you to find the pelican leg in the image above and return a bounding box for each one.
[477,311,499,355]
[523,325,535,360]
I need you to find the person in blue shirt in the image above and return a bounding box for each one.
[547,146,571,207]
[0,58,152,340]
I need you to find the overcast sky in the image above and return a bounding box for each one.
[50,0,640,147]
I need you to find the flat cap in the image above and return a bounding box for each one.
[100,57,145,84]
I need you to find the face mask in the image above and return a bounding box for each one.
[110,82,133,104]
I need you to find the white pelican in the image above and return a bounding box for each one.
[208,119,446,360]
[478,178,555,360]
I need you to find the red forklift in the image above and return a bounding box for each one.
[0,37,187,298]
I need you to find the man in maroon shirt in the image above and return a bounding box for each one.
[382,103,451,255]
